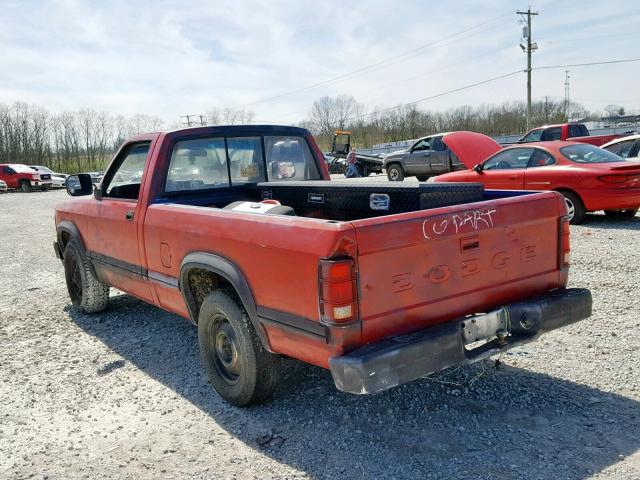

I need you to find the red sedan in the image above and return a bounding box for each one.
[433,141,640,224]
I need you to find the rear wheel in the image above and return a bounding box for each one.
[198,289,281,406]
[561,191,586,225]
[41,184,49,192]
[604,208,638,218]
[20,180,31,192]
[386,164,404,182]
[416,175,429,182]
[63,240,110,313]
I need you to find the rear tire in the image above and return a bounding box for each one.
[198,289,281,407]
[41,184,49,192]
[20,180,31,192]
[605,208,638,218]
[416,175,429,182]
[561,191,586,225]
[386,164,405,182]
[63,240,110,313]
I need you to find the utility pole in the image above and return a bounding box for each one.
[564,70,571,120]
[180,115,207,127]
[517,7,538,130]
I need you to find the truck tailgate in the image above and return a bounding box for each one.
[350,191,567,344]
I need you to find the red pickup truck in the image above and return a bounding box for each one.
[518,123,625,146]
[1,163,53,191]
[54,125,591,406]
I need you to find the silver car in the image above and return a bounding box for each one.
[601,134,640,160]
[383,132,465,181]
[0,179,7,193]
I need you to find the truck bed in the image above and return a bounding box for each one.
[148,183,568,364]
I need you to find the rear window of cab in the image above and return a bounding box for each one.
[165,135,321,193]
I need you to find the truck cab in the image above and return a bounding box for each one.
[518,123,624,146]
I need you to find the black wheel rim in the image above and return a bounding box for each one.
[67,256,83,304]
[209,315,241,384]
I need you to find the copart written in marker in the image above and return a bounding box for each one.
[423,209,497,239]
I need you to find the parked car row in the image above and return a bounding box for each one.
[0,163,104,193]
[382,130,640,224]
[0,164,53,192]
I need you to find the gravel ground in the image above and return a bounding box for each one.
[1,188,639,480]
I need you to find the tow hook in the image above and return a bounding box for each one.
[496,328,509,345]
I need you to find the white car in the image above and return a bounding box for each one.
[0,179,7,193]
[30,165,67,188]
[601,134,640,160]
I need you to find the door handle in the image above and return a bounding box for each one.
[125,211,134,221]
[508,175,518,180]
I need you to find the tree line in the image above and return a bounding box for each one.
[0,102,261,173]
[0,102,165,173]
[0,95,626,173]
[302,95,593,150]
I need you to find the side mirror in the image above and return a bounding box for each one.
[66,174,93,196]
[473,163,484,173]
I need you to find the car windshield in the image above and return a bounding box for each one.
[560,144,625,163]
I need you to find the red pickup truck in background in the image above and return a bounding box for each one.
[54,125,591,406]
[0,163,53,191]
[518,123,626,146]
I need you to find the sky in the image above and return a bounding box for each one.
[1,0,639,125]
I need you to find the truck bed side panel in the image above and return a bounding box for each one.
[142,204,360,367]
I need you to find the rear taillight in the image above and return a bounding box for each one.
[559,216,570,269]
[597,174,640,186]
[318,258,358,324]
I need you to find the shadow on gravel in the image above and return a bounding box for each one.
[68,295,640,479]
[577,213,640,231]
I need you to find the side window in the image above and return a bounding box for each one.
[603,140,635,158]
[432,136,446,151]
[264,136,321,181]
[166,137,228,192]
[103,143,150,200]
[528,149,556,167]
[2,166,14,174]
[522,129,542,142]
[579,124,589,136]
[541,127,562,141]
[412,138,431,151]
[568,124,580,138]
[484,149,533,170]
[227,137,266,184]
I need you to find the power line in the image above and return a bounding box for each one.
[255,41,514,124]
[254,69,524,124]
[237,12,511,109]
[257,57,640,125]
[533,58,640,70]
[346,69,523,121]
